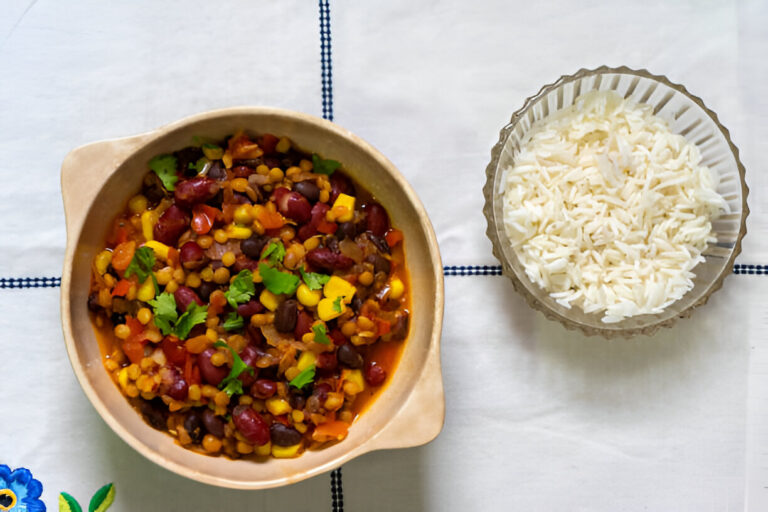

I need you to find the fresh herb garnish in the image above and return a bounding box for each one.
[147,292,208,339]
[223,270,255,309]
[187,157,210,174]
[311,154,341,176]
[289,364,316,389]
[312,324,331,345]
[332,296,343,313]
[124,246,159,294]
[259,263,300,295]
[213,340,255,397]
[222,312,245,331]
[261,241,286,266]
[299,266,330,291]
[148,154,178,191]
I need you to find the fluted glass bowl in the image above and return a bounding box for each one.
[483,66,749,337]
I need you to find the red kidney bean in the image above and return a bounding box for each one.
[294,310,314,338]
[297,224,318,242]
[251,379,277,399]
[180,241,205,269]
[364,202,390,237]
[237,345,259,387]
[233,405,270,445]
[153,205,190,246]
[232,165,255,178]
[329,328,347,346]
[309,202,329,227]
[274,299,298,333]
[202,408,225,438]
[364,362,387,386]
[294,181,320,202]
[174,177,220,207]
[168,374,189,401]
[284,192,312,223]
[306,248,354,272]
[330,174,354,203]
[337,344,363,369]
[174,285,204,312]
[160,338,187,366]
[316,352,338,370]
[198,348,229,386]
[270,423,302,447]
[237,299,265,318]
[184,411,205,444]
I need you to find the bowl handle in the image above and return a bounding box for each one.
[61,134,152,232]
[364,343,445,452]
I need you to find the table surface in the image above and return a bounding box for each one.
[2,1,767,510]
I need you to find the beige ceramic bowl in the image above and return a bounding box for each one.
[61,107,445,489]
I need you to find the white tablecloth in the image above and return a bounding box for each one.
[1,1,766,510]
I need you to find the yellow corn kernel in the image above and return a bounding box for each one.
[155,266,173,285]
[230,178,248,193]
[145,328,162,343]
[317,298,344,321]
[389,277,404,300]
[296,284,321,307]
[141,210,157,241]
[331,193,355,223]
[236,441,254,455]
[225,224,252,240]
[319,190,330,203]
[256,164,270,175]
[343,369,365,395]
[233,204,253,225]
[358,271,374,287]
[222,251,237,267]
[341,321,357,338]
[268,167,284,182]
[137,307,152,325]
[103,274,116,288]
[137,278,156,302]
[272,443,301,458]
[222,151,233,169]
[126,283,138,301]
[325,392,345,410]
[210,350,228,367]
[206,328,218,343]
[357,316,375,332]
[105,359,119,372]
[95,250,112,275]
[126,363,140,380]
[285,166,302,177]
[265,397,292,416]
[213,229,228,244]
[188,384,202,401]
[197,235,213,249]
[303,236,320,251]
[252,267,263,283]
[297,351,317,371]
[255,441,272,457]
[213,267,231,284]
[294,422,308,434]
[129,194,148,215]
[275,137,291,153]
[284,366,300,381]
[125,383,140,398]
[165,280,179,293]
[117,367,129,390]
[173,268,186,283]
[185,272,201,288]
[250,313,275,327]
[238,395,253,406]
[259,289,279,311]
[200,266,214,282]
[302,333,315,343]
[214,390,230,407]
[299,159,313,172]
[292,410,305,423]
[202,145,223,160]
[323,276,356,301]
[114,323,131,340]
[203,434,222,453]
[139,357,155,371]
[202,385,219,398]
[185,335,209,354]
[206,315,220,328]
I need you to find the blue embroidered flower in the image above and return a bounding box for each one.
[0,465,45,512]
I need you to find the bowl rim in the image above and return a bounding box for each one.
[60,106,445,488]
[482,65,750,338]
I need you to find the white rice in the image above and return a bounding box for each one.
[501,90,729,323]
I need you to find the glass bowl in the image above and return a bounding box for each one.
[483,66,749,337]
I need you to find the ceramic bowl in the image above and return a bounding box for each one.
[483,66,749,337]
[61,107,444,488]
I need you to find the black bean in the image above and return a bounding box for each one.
[88,293,101,312]
[110,312,126,326]
[184,410,205,444]
[142,172,167,205]
[350,296,363,314]
[274,299,298,333]
[175,146,203,177]
[139,399,168,431]
[369,234,390,254]
[205,189,224,208]
[288,390,307,410]
[325,236,339,253]
[337,344,363,369]
[202,409,225,438]
[294,181,320,202]
[241,234,269,260]
[233,158,263,168]
[366,254,391,275]
[338,221,357,240]
[198,281,218,302]
[207,161,226,181]
[270,423,302,447]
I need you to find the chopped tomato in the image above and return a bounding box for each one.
[191,204,220,235]
[161,337,187,366]
[222,203,237,224]
[257,133,279,155]
[111,278,132,297]
[183,353,194,384]
[228,131,264,159]
[255,208,285,229]
[111,241,136,271]
[374,317,391,336]
[312,421,349,442]
[316,219,338,234]
[167,246,180,268]
[122,340,145,364]
[385,228,404,248]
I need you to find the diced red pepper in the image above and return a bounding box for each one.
[385,228,404,248]
[111,241,136,271]
[111,278,132,297]
[374,317,391,336]
[191,204,220,235]
[257,133,279,155]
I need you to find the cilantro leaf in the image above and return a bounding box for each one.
[259,263,300,295]
[187,157,210,175]
[312,154,341,176]
[148,292,178,335]
[261,241,286,266]
[224,270,255,310]
[124,246,159,295]
[174,302,208,339]
[332,296,343,313]
[223,312,245,332]
[299,266,330,291]
[289,364,316,389]
[213,340,255,397]
[312,324,331,345]
[148,154,178,191]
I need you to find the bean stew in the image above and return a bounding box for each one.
[88,131,409,459]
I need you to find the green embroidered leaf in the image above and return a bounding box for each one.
[89,483,115,512]
[59,492,83,512]
[148,154,178,191]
